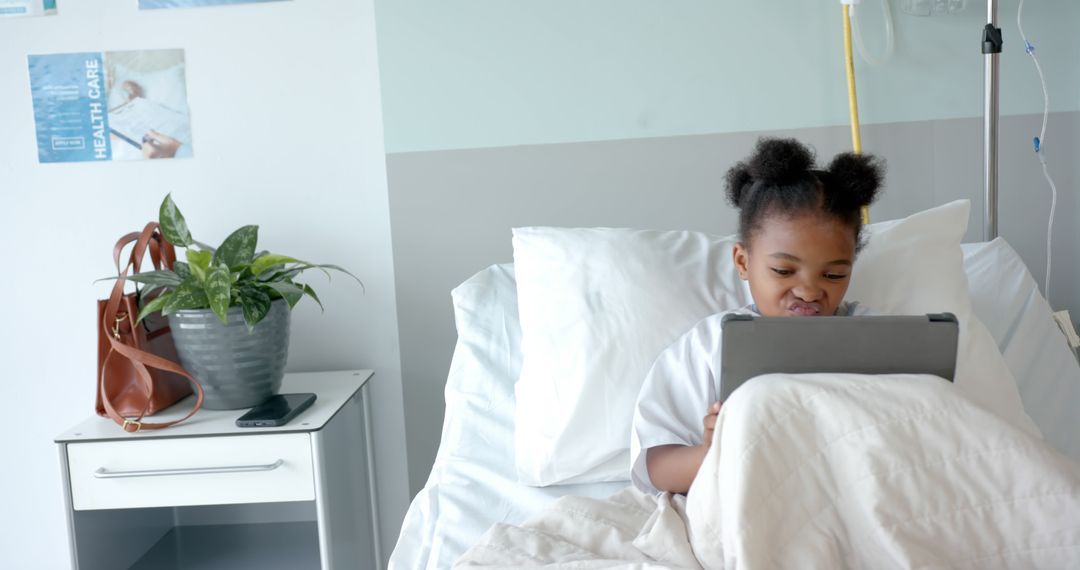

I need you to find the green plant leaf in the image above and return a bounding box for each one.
[205,264,233,323]
[140,284,168,298]
[301,283,324,313]
[237,285,272,329]
[261,284,282,300]
[259,268,302,283]
[291,263,365,293]
[263,281,304,308]
[186,249,212,282]
[135,294,170,324]
[162,281,210,315]
[173,261,192,280]
[126,270,184,288]
[213,225,259,270]
[159,194,193,247]
[316,264,363,285]
[250,253,300,277]
[126,269,182,300]
[288,263,333,281]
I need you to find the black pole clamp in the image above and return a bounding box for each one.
[982,24,1003,54]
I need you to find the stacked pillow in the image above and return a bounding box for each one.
[512,200,1040,486]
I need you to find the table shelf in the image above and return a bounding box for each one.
[129,521,321,570]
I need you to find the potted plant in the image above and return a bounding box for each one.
[127,194,362,409]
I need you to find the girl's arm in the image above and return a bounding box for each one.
[645,444,709,494]
[645,400,721,494]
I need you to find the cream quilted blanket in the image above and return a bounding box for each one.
[456,374,1080,569]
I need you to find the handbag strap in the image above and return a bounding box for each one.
[112,221,176,275]
[101,237,202,432]
[99,339,205,432]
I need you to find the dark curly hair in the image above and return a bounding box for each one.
[724,138,885,251]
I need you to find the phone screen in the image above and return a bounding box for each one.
[236,393,316,427]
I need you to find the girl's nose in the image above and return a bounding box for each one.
[793,284,823,302]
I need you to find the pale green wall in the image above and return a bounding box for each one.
[375,0,1080,154]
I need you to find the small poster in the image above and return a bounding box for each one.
[28,49,194,163]
[0,0,57,18]
[139,0,288,9]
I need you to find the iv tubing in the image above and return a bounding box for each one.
[851,0,895,66]
[842,4,869,224]
[1017,0,1057,301]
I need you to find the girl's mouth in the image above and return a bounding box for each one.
[788,301,822,316]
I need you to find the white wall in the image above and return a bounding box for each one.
[0,1,409,567]
[375,0,1080,153]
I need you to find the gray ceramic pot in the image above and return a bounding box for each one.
[167,299,290,410]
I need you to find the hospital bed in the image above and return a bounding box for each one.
[389,237,1080,568]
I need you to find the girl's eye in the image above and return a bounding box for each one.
[825,273,848,281]
[771,268,794,277]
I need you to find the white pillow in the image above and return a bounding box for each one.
[847,201,1040,438]
[512,200,1039,486]
[513,229,749,485]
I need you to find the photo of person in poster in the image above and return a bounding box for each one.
[104,49,193,160]
[139,0,288,10]
[28,48,194,163]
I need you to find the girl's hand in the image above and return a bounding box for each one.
[702,401,722,449]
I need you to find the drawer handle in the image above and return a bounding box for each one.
[93,459,285,479]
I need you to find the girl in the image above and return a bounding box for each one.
[631,137,885,495]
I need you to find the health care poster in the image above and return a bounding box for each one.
[139,0,287,9]
[0,0,56,18]
[28,49,194,163]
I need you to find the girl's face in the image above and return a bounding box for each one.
[733,212,857,317]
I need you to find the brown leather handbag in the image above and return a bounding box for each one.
[97,222,204,432]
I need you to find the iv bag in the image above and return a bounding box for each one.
[901,0,965,16]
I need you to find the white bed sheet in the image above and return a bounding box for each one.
[962,238,1080,459]
[389,264,626,569]
[390,238,1080,569]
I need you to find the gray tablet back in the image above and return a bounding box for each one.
[719,313,959,402]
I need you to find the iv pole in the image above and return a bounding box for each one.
[841,0,868,224]
[983,0,1002,240]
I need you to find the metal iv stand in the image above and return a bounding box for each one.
[983,0,1002,241]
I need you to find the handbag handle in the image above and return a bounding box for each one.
[112,221,176,275]
[101,226,202,432]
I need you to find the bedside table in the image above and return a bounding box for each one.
[55,370,381,570]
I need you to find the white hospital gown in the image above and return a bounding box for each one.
[630,301,872,495]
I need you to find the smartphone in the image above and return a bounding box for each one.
[236,393,317,428]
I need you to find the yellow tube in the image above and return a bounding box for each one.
[842,4,870,224]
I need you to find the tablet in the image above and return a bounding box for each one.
[719,313,959,402]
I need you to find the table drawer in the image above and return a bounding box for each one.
[67,433,314,511]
